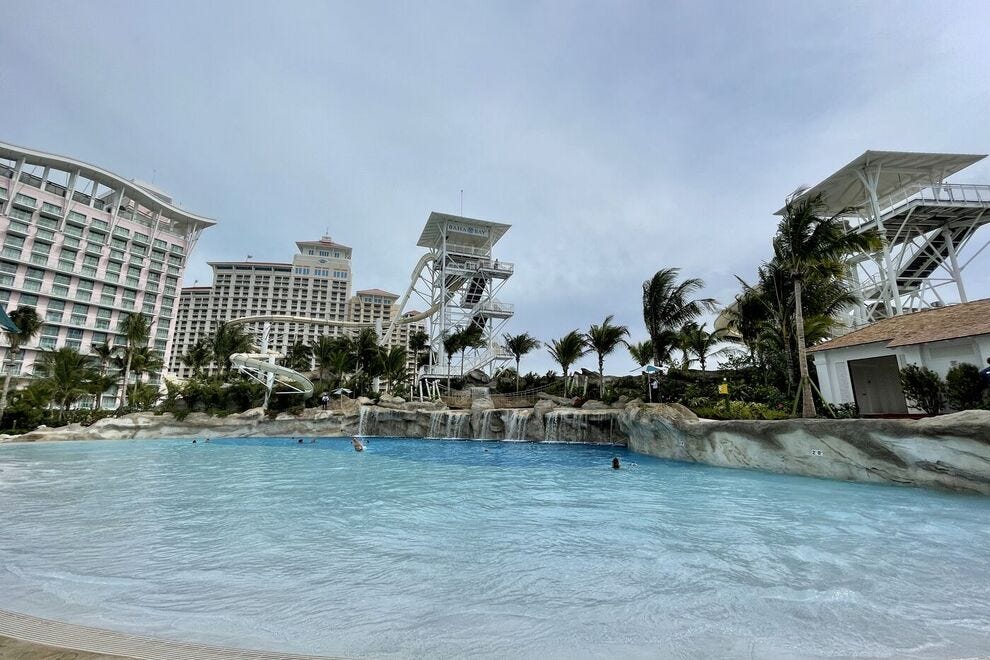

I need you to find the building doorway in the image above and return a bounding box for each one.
[847,355,908,415]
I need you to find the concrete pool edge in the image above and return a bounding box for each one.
[0,609,344,660]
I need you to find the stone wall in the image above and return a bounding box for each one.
[5,398,990,494]
[620,404,990,495]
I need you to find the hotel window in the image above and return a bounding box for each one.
[142,302,155,315]
[37,217,57,230]
[52,274,71,298]
[82,254,99,277]
[66,328,83,351]
[64,223,84,238]
[110,237,127,251]
[88,229,107,245]
[45,300,65,323]
[100,285,117,306]
[9,208,32,223]
[319,250,329,256]
[59,248,78,271]
[95,308,112,330]
[70,304,89,326]
[2,235,24,258]
[91,332,108,345]
[76,279,94,301]
[18,294,39,308]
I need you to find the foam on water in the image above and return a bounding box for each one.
[1,437,989,659]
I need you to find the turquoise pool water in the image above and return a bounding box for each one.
[1,437,988,658]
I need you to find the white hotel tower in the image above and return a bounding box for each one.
[0,142,214,405]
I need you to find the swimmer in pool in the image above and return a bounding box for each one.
[351,436,365,452]
[612,457,621,469]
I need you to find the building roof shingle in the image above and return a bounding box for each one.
[809,298,990,353]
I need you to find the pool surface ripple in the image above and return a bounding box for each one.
[1,437,988,659]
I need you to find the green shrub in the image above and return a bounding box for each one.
[945,363,986,411]
[899,364,945,415]
[691,400,790,420]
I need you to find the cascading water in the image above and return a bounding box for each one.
[427,411,444,439]
[478,410,496,440]
[504,410,531,441]
[444,412,470,439]
[357,406,371,436]
[544,411,560,442]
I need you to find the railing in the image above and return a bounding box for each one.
[880,183,990,216]
[472,299,514,316]
[446,243,490,258]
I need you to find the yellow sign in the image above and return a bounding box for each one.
[718,383,729,395]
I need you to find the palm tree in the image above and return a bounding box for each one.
[379,345,408,394]
[585,315,629,397]
[407,329,429,395]
[117,313,150,409]
[312,335,341,382]
[181,339,212,379]
[209,321,253,378]
[503,332,541,392]
[0,307,42,423]
[34,347,100,420]
[642,268,717,367]
[547,330,589,394]
[628,340,654,400]
[285,342,313,372]
[442,330,461,393]
[457,325,485,377]
[130,346,163,394]
[773,192,880,417]
[678,322,725,370]
[328,348,352,389]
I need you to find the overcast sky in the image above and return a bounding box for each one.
[3,1,990,376]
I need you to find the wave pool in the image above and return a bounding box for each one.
[1,437,989,658]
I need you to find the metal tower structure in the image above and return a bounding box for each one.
[779,151,990,327]
[384,212,514,386]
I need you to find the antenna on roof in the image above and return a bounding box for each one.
[460,189,463,215]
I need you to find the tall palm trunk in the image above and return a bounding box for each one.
[120,353,132,410]
[0,362,14,422]
[515,357,521,392]
[598,356,605,400]
[793,278,816,418]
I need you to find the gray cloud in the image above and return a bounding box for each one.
[2,0,989,376]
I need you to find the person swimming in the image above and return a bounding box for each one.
[351,436,365,452]
[612,457,621,470]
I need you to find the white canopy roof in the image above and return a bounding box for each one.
[776,150,986,216]
[417,212,511,249]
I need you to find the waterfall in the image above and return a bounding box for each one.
[544,411,560,442]
[445,411,469,439]
[478,410,495,439]
[428,411,444,438]
[504,409,531,441]
[357,406,371,436]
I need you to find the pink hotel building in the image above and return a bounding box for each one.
[0,142,214,406]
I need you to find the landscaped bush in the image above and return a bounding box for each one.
[899,364,945,416]
[945,363,987,411]
[691,400,790,420]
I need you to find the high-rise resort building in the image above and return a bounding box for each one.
[168,237,424,378]
[0,142,214,406]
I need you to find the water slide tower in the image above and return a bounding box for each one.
[385,212,514,389]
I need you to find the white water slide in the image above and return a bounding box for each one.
[225,254,442,400]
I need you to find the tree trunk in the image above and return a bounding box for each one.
[120,353,132,410]
[598,355,605,400]
[793,278,816,418]
[515,357,521,392]
[0,367,13,423]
